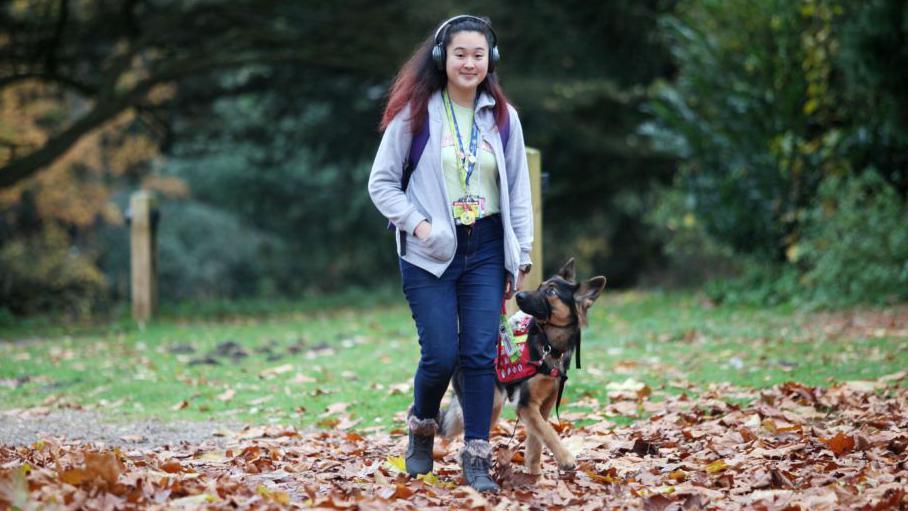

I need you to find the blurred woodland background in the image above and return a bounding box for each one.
[1,0,906,319]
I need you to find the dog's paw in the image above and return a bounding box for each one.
[525,461,543,476]
[557,455,577,472]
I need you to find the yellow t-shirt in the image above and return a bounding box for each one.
[441,101,500,220]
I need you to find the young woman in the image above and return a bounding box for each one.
[368,15,533,493]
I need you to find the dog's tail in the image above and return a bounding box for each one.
[437,395,464,440]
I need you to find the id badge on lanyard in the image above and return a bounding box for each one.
[452,196,485,226]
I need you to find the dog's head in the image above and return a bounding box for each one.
[515,258,606,328]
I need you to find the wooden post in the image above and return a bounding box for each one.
[508,147,543,315]
[130,191,158,324]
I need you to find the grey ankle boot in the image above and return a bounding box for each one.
[406,414,437,476]
[461,439,500,493]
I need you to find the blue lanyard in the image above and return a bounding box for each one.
[442,90,479,189]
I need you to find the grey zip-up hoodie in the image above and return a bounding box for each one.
[368,90,533,280]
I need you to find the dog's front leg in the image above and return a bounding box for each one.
[518,398,576,471]
[524,431,543,474]
[523,390,553,475]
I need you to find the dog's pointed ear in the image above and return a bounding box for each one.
[557,258,576,282]
[574,276,606,326]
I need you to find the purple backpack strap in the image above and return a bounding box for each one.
[499,107,511,151]
[403,119,431,192]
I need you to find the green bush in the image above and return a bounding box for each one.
[96,197,289,302]
[644,0,810,259]
[164,92,397,294]
[157,200,286,300]
[800,170,908,305]
[703,261,802,307]
[644,0,868,261]
[642,183,738,287]
[0,224,108,317]
[703,171,908,307]
[645,0,908,307]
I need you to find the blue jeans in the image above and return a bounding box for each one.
[400,214,505,442]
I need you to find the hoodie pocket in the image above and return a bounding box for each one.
[417,223,456,262]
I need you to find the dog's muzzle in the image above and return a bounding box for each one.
[516,290,552,323]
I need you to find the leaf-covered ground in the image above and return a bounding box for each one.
[2,293,907,509]
[2,378,906,510]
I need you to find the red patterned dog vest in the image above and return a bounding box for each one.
[496,312,538,383]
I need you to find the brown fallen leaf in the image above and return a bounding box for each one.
[668,469,687,482]
[631,438,659,457]
[258,364,294,379]
[644,493,676,511]
[318,417,340,428]
[323,402,350,415]
[378,483,413,500]
[820,431,855,457]
[770,468,795,489]
[59,467,91,486]
[738,426,757,443]
[335,415,361,430]
[387,382,411,395]
[160,459,185,473]
[455,486,491,509]
[84,451,124,486]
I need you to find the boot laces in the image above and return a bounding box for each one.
[467,454,491,472]
[464,453,495,485]
[408,431,433,455]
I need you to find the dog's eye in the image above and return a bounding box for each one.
[546,288,558,296]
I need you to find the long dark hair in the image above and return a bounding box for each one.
[380,16,512,134]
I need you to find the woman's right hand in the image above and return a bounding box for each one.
[413,220,432,241]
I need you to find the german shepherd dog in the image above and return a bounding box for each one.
[439,258,606,474]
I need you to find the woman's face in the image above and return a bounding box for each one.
[444,30,489,94]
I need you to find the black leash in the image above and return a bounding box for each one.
[505,416,521,449]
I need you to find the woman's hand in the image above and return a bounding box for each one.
[413,220,432,241]
[516,268,528,294]
[504,267,530,299]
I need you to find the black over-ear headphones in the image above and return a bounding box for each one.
[431,15,500,73]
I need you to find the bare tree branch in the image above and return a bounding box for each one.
[0,81,153,189]
[0,46,354,189]
[0,1,386,189]
[0,72,96,95]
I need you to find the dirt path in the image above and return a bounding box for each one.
[0,408,240,449]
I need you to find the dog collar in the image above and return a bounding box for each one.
[530,320,582,371]
[540,319,578,328]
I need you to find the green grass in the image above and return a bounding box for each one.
[1,290,905,430]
